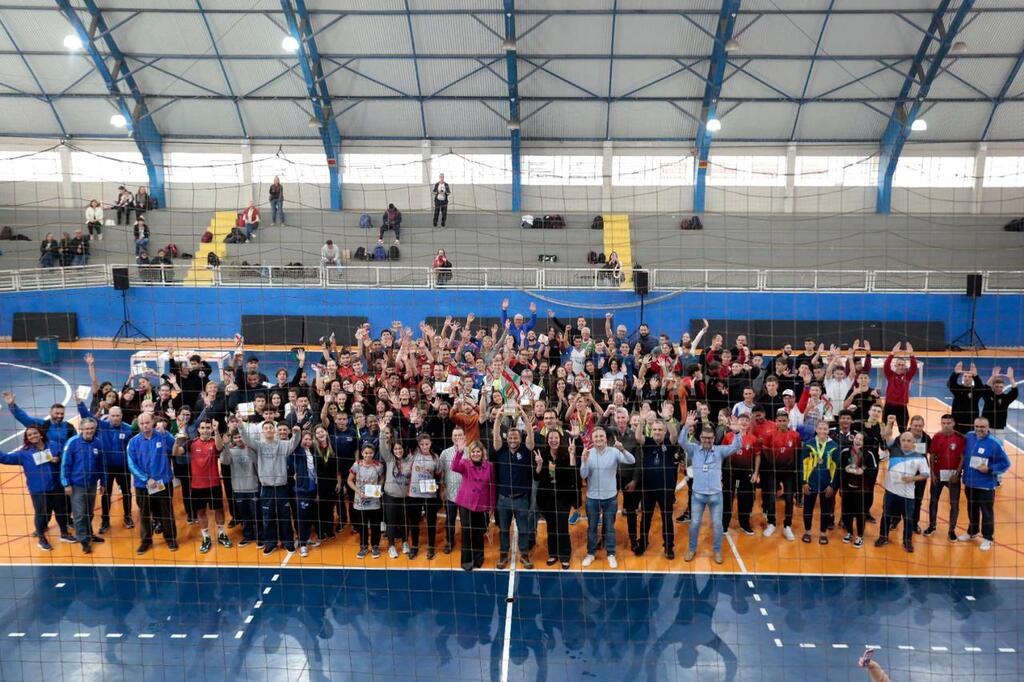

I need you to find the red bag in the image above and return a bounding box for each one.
[201,231,213,243]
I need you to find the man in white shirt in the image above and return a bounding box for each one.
[320,240,340,268]
[824,353,854,416]
[875,427,930,553]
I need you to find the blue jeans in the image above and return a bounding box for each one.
[270,199,284,224]
[244,222,258,240]
[70,485,98,542]
[586,496,618,556]
[40,253,56,267]
[496,494,531,555]
[296,489,317,545]
[71,254,88,266]
[135,237,148,256]
[689,491,724,553]
[260,484,294,550]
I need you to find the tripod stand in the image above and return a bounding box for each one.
[949,293,986,352]
[112,288,152,346]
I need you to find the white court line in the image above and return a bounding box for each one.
[105,633,122,639]
[931,646,948,652]
[0,361,73,447]
[234,631,244,640]
[7,632,25,638]
[998,648,1016,653]
[137,634,154,639]
[280,551,294,568]
[746,580,755,589]
[54,583,65,588]
[965,647,982,652]
[170,634,187,639]
[965,595,976,601]
[253,600,262,609]
[725,532,748,573]
[499,523,519,682]
[799,643,816,648]
[40,633,58,638]
[243,616,254,624]
[766,623,775,632]
[262,587,271,595]
[202,634,219,639]
[832,644,849,649]
[271,574,279,582]
[73,633,90,638]
[759,608,768,616]
[897,645,915,650]
[774,638,783,648]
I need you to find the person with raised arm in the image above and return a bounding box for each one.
[1,426,73,551]
[533,429,578,569]
[882,342,917,431]
[491,405,537,569]
[239,421,301,556]
[634,418,681,559]
[451,439,496,570]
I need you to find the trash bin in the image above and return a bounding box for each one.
[36,335,59,365]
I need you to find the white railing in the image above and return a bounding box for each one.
[0,263,1022,293]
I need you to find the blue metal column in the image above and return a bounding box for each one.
[876,0,975,213]
[56,0,165,206]
[281,0,343,210]
[504,0,521,212]
[693,0,741,214]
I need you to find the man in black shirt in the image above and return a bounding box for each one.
[634,419,680,559]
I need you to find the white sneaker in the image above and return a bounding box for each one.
[782,526,796,541]
[980,540,993,551]
[388,545,399,559]
[607,555,618,569]
[763,524,776,538]
[581,554,595,567]
[299,546,309,558]
[956,533,975,543]
[402,541,410,555]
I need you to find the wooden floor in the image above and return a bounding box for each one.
[1,397,1020,578]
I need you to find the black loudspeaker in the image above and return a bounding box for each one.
[12,312,79,341]
[634,269,650,297]
[966,273,983,298]
[112,267,130,291]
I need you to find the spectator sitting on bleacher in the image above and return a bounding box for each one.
[241,200,260,243]
[380,203,402,245]
[69,229,89,266]
[321,239,340,268]
[59,232,72,267]
[85,199,103,241]
[133,216,150,256]
[39,232,59,268]
[115,186,133,225]
[601,251,623,285]
[135,186,151,220]
[433,248,453,286]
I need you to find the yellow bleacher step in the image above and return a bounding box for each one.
[602,213,632,288]
[185,210,237,285]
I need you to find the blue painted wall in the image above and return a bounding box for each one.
[2,287,1022,346]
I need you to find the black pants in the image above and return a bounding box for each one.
[864,467,879,518]
[432,200,448,226]
[910,478,927,530]
[87,221,101,237]
[883,403,909,432]
[116,206,130,225]
[460,506,488,570]
[316,482,337,539]
[138,486,176,543]
[538,494,572,562]
[221,463,236,520]
[260,484,294,550]
[353,506,382,549]
[101,464,132,524]
[841,488,867,537]
[723,468,755,531]
[762,470,796,528]
[173,460,195,521]
[234,491,259,542]
[640,489,675,552]
[407,496,440,550]
[927,479,961,532]
[29,490,70,537]
[802,491,835,534]
[879,491,914,545]
[383,493,410,544]
[336,486,351,530]
[443,499,459,547]
[965,486,995,540]
[621,488,642,544]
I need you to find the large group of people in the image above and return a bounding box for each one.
[0,306,1016,568]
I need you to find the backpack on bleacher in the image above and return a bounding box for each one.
[373,244,388,261]
[164,243,179,258]
[550,214,566,229]
[586,251,599,265]
[200,230,213,243]
[359,213,372,229]
[388,244,400,261]
[590,215,604,230]
[353,246,367,260]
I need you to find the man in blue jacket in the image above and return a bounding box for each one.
[957,417,1011,552]
[61,419,105,554]
[1,425,74,550]
[78,400,134,533]
[3,391,76,454]
[127,413,178,554]
[500,298,537,348]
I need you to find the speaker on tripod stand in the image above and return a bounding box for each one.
[948,273,985,351]
[112,267,153,346]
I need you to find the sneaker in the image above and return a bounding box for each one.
[560,561,570,570]
[853,537,864,548]
[136,541,152,555]
[402,541,410,555]
[520,554,534,569]
[923,526,937,537]
[569,511,580,525]
[802,533,812,543]
[980,540,993,551]
[546,557,558,566]
[89,535,105,544]
[81,542,92,554]
[372,547,381,559]
[956,533,975,543]
[581,554,595,567]
[676,510,691,523]
[218,533,233,548]
[309,540,322,548]
[98,522,110,534]
[607,555,618,569]
[263,545,276,556]
[407,547,419,560]
[740,526,755,536]
[200,537,212,554]
[874,537,889,548]
[299,546,309,557]
[388,546,399,559]
[947,531,957,542]
[665,548,675,560]
[426,548,436,561]
[284,544,296,553]
[782,527,795,542]
[442,543,452,555]
[238,539,252,548]
[842,533,852,544]
[903,542,914,553]
[684,550,696,562]
[496,554,510,570]
[713,552,723,564]
[356,547,368,559]
[763,524,776,538]
[38,537,53,551]
[913,525,922,535]
[60,534,78,544]
[124,518,135,530]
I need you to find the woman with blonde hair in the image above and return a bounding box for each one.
[450,439,495,570]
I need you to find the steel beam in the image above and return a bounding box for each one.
[196,0,247,137]
[980,42,1024,141]
[876,0,975,213]
[0,14,66,135]
[280,0,343,210]
[789,0,834,141]
[693,0,741,214]
[56,0,164,205]
[504,0,521,212]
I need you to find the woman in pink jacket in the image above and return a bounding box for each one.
[451,440,495,571]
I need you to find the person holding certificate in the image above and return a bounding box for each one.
[348,443,385,559]
[957,417,1011,551]
[0,426,73,551]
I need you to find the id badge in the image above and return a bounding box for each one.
[702,463,709,473]
[419,479,438,494]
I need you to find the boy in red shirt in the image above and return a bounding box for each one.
[761,409,803,540]
[721,413,761,535]
[924,413,965,541]
[174,419,232,553]
[882,342,917,431]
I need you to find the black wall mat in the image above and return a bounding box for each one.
[303,316,370,345]
[690,320,945,352]
[12,312,79,342]
[241,315,305,346]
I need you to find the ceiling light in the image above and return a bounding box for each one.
[706,118,722,132]
[911,118,927,132]
[725,38,740,53]
[949,41,967,55]
[502,38,517,51]
[506,119,521,131]
[109,113,127,128]
[63,34,83,50]
[281,35,299,52]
